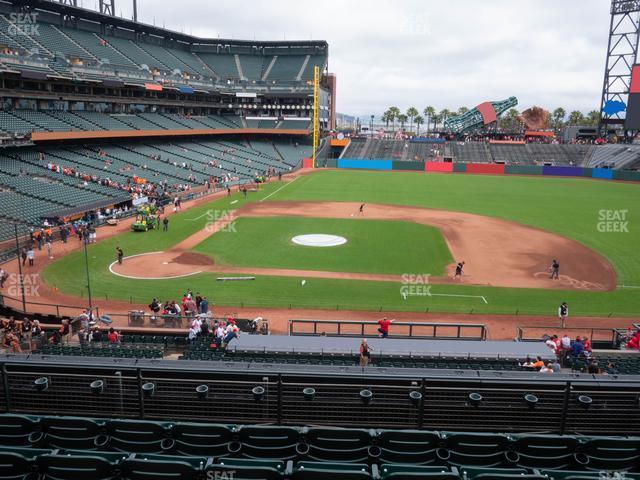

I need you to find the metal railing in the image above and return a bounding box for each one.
[516,326,621,349]
[288,319,487,340]
[1,355,639,433]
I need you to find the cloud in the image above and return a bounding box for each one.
[104,0,610,118]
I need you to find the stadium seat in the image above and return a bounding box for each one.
[305,427,373,463]
[0,415,40,446]
[438,432,511,467]
[539,471,640,480]
[376,429,441,465]
[120,454,205,480]
[0,447,51,480]
[460,466,546,480]
[105,420,172,454]
[41,416,106,451]
[235,426,302,460]
[37,450,126,480]
[172,422,235,457]
[511,434,579,469]
[379,464,460,480]
[291,461,372,480]
[580,437,640,471]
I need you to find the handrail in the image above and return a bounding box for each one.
[288,319,486,340]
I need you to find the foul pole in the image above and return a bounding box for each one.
[312,65,320,168]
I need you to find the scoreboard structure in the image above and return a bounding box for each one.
[626,64,640,130]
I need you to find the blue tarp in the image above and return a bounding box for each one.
[337,159,393,170]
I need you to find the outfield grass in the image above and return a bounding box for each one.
[193,216,452,275]
[41,171,640,316]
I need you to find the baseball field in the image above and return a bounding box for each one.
[40,169,640,317]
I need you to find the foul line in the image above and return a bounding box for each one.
[620,285,640,289]
[430,292,489,304]
[186,211,211,222]
[260,177,299,202]
[108,252,202,280]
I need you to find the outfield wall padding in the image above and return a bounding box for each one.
[614,170,640,181]
[425,161,454,172]
[337,159,393,170]
[393,160,424,171]
[542,166,585,177]
[591,168,614,180]
[302,158,314,168]
[453,163,467,172]
[324,158,337,168]
[466,163,505,174]
[504,165,543,175]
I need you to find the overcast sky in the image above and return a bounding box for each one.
[83,0,611,119]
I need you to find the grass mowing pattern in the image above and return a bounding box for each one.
[41,173,640,316]
[193,216,452,275]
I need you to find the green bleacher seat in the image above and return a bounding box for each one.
[0,415,39,446]
[106,420,171,454]
[120,455,204,480]
[41,416,105,451]
[376,429,440,465]
[292,461,372,480]
[379,464,460,480]
[172,422,234,457]
[305,427,373,463]
[439,432,511,467]
[236,426,302,460]
[205,458,285,480]
[37,451,126,480]
[511,434,578,469]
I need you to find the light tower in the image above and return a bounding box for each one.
[599,0,640,134]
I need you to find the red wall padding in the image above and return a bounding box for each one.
[425,161,454,172]
[466,163,505,174]
[302,158,314,168]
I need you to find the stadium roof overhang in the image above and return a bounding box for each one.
[2,0,328,49]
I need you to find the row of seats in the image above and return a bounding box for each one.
[39,345,163,359]
[0,110,310,135]
[0,14,327,84]
[0,415,638,473]
[6,447,636,480]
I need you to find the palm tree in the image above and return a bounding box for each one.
[551,107,566,131]
[388,106,400,131]
[568,110,585,126]
[431,114,441,131]
[457,106,469,116]
[423,106,435,134]
[406,107,418,133]
[586,110,600,126]
[397,114,408,130]
[414,115,424,135]
[439,109,451,128]
[382,110,391,128]
[499,108,520,131]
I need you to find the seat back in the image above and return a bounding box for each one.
[172,422,234,457]
[305,428,373,463]
[0,415,39,446]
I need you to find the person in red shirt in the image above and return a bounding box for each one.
[107,328,119,344]
[377,317,395,338]
[582,337,592,353]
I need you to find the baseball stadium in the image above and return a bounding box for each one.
[0,0,639,478]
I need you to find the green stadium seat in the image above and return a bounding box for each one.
[376,429,441,465]
[291,461,372,480]
[511,434,578,469]
[581,437,640,471]
[539,470,640,480]
[0,447,53,480]
[0,415,39,446]
[379,464,460,480]
[236,426,302,460]
[37,451,125,480]
[120,455,204,480]
[460,466,546,480]
[105,420,172,454]
[305,427,373,463]
[41,416,106,451]
[172,422,234,457]
[439,432,510,467]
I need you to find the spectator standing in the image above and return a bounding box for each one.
[26,248,35,267]
[377,317,394,338]
[558,302,568,328]
[59,319,70,346]
[359,339,373,367]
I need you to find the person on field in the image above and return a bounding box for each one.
[163,217,169,232]
[377,317,394,338]
[116,246,123,265]
[454,261,465,279]
[359,203,365,215]
[550,259,560,279]
[558,302,568,328]
[26,248,35,267]
[359,339,373,366]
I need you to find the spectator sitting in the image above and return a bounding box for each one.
[571,337,584,359]
[550,359,562,373]
[605,362,619,375]
[107,327,119,344]
[587,360,600,374]
[539,363,554,374]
